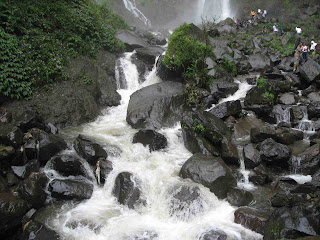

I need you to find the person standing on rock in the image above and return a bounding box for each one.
[293,43,303,72]
[301,43,309,63]
[263,9,267,18]
[263,26,267,35]
[311,40,318,57]
[273,24,279,36]
[295,26,302,34]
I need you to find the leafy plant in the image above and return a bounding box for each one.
[192,120,206,133]
[80,74,93,84]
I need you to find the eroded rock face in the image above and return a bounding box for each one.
[179,153,236,199]
[126,82,185,129]
[113,172,145,209]
[49,178,93,200]
[74,134,108,166]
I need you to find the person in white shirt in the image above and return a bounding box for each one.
[262,9,267,18]
[311,40,318,57]
[295,26,302,34]
[273,25,278,36]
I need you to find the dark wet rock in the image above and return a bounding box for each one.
[0,125,23,147]
[115,31,150,51]
[126,81,185,129]
[250,125,276,143]
[269,78,293,93]
[168,185,203,221]
[290,183,317,194]
[243,144,261,169]
[135,46,164,65]
[271,193,291,207]
[49,178,93,200]
[20,220,60,240]
[279,93,296,105]
[6,172,19,187]
[234,115,265,140]
[24,129,67,165]
[234,207,270,234]
[11,159,40,179]
[270,55,281,65]
[156,55,183,83]
[220,138,239,165]
[0,111,12,124]
[278,57,294,72]
[0,192,28,237]
[208,38,233,59]
[297,144,320,175]
[273,105,294,125]
[275,128,304,145]
[74,134,108,166]
[248,54,271,72]
[308,101,320,119]
[244,87,271,106]
[132,129,167,152]
[179,153,236,199]
[0,145,15,161]
[15,110,46,133]
[113,172,145,209]
[284,72,302,87]
[307,92,320,103]
[199,229,227,240]
[208,100,242,119]
[259,138,292,168]
[244,104,277,124]
[311,169,320,189]
[17,172,48,209]
[206,81,238,100]
[264,206,320,239]
[50,155,87,177]
[227,188,254,207]
[299,59,320,83]
[0,175,8,192]
[96,158,113,185]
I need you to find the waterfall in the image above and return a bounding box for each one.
[202,0,232,21]
[298,107,315,134]
[237,146,256,191]
[273,105,291,124]
[43,51,262,240]
[122,0,151,27]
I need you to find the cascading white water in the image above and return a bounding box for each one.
[273,105,291,124]
[201,0,232,21]
[236,146,256,192]
[44,52,262,240]
[122,0,151,27]
[298,107,315,135]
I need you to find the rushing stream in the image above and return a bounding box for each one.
[43,52,263,240]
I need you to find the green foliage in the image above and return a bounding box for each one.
[0,0,128,99]
[257,77,268,89]
[192,120,206,133]
[257,77,275,104]
[163,23,212,71]
[80,74,93,84]
[219,57,237,76]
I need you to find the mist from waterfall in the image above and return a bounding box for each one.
[198,0,233,22]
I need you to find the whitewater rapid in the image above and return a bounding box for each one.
[44,52,262,240]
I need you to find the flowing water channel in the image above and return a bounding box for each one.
[43,52,263,240]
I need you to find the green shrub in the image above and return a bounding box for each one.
[0,0,128,99]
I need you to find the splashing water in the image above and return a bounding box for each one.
[44,52,262,240]
[237,146,256,191]
[201,0,232,21]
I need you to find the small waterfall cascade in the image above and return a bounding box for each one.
[273,105,291,124]
[202,0,232,21]
[43,51,263,240]
[122,0,151,27]
[298,107,315,134]
[286,155,312,184]
[237,146,256,191]
[290,155,302,174]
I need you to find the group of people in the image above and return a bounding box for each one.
[251,9,267,21]
[293,38,318,71]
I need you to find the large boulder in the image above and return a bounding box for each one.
[11,159,40,179]
[50,155,87,177]
[17,172,48,209]
[115,31,150,51]
[199,229,227,240]
[24,129,67,165]
[299,59,320,83]
[234,207,270,234]
[234,115,265,140]
[134,46,165,65]
[0,125,23,147]
[15,110,46,132]
[264,206,320,240]
[308,101,320,119]
[208,38,233,59]
[243,144,262,169]
[0,192,28,238]
[96,158,113,185]
[132,129,167,152]
[250,125,277,143]
[226,188,254,207]
[179,153,237,199]
[126,82,185,129]
[49,178,93,200]
[297,144,320,175]
[259,138,292,168]
[113,172,145,209]
[156,55,184,83]
[168,185,204,221]
[208,100,242,119]
[74,134,108,166]
[248,54,271,72]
